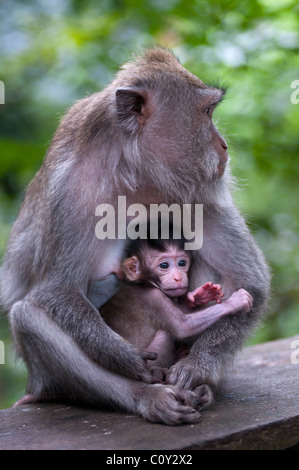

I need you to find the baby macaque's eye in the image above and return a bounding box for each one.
[178,260,187,267]
[159,262,169,269]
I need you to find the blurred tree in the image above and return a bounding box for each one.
[0,0,298,408]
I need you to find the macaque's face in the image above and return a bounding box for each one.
[148,247,190,298]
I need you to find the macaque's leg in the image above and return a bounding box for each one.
[145,330,175,369]
[34,286,157,384]
[9,300,206,425]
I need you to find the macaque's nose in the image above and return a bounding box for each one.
[221,137,228,150]
[216,128,228,150]
[173,271,182,282]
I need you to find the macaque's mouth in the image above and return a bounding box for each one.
[164,287,188,297]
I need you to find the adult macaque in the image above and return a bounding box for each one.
[101,236,253,376]
[0,47,270,425]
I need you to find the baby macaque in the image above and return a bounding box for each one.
[101,236,253,371]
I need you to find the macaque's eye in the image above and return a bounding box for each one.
[159,262,169,269]
[178,260,187,267]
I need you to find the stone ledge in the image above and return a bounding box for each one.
[0,334,299,450]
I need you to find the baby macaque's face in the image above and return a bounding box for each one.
[148,246,190,298]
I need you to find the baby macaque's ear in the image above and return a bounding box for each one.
[123,256,141,281]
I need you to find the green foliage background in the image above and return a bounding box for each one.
[0,0,298,409]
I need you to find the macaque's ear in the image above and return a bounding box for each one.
[115,88,149,133]
[122,256,142,281]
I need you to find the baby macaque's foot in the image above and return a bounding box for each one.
[187,282,224,308]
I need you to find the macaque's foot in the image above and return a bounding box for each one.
[13,391,66,407]
[187,282,224,308]
[193,384,213,410]
[166,356,220,390]
[135,350,162,384]
[149,366,169,382]
[137,383,202,425]
[13,393,41,407]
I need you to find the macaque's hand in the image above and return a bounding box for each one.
[186,282,224,309]
[166,356,215,390]
[138,350,163,383]
[148,366,169,382]
[223,288,253,314]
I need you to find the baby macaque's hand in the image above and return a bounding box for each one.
[186,282,224,309]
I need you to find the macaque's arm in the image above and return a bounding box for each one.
[186,282,224,309]
[145,287,253,340]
